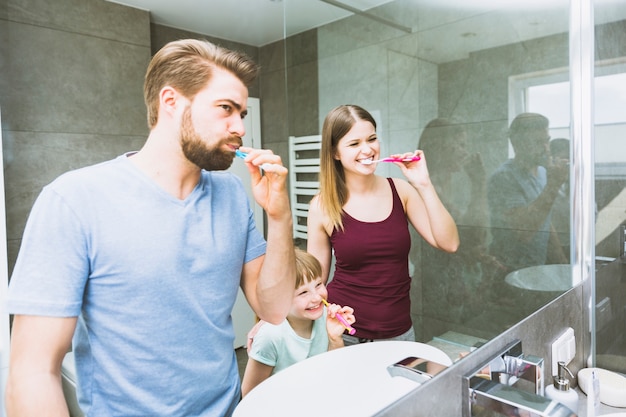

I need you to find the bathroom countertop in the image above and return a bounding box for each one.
[428,331,487,363]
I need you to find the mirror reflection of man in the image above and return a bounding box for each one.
[487,113,569,274]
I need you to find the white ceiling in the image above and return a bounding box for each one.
[106,0,626,62]
[106,0,396,47]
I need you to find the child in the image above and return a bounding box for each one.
[240,248,356,397]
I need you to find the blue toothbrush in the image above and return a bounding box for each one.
[235,149,271,170]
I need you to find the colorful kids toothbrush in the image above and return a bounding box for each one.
[361,155,421,165]
[321,299,356,335]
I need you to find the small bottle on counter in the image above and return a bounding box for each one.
[545,361,579,413]
[586,369,600,417]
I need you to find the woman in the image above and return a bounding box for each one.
[307,105,459,344]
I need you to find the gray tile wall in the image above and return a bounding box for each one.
[1,0,150,275]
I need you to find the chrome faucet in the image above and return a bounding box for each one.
[500,351,545,395]
[463,340,577,417]
[468,377,576,417]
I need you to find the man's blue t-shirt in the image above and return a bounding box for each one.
[487,159,551,271]
[7,154,266,416]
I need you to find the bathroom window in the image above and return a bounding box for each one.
[510,61,626,178]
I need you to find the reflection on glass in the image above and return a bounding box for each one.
[593,0,626,376]
[280,0,623,361]
[417,119,504,329]
[487,113,568,272]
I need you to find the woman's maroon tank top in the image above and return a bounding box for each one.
[328,178,412,339]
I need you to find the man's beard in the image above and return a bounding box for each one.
[180,106,240,171]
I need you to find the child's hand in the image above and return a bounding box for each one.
[325,303,356,340]
[246,320,266,351]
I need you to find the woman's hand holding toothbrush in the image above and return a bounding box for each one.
[392,150,432,189]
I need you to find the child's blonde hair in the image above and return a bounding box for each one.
[294,248,322,288]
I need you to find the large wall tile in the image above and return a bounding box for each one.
[317,13,407,61]
[260,39,286,74]
[6,0,149,45]
[3,21,149,135]
[387,50,437,133]
[259,68,288,145]
[318,45,388,121]
[286,61,318,138]
[285,30,317,68]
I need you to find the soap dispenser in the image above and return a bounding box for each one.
[545,361,579,413]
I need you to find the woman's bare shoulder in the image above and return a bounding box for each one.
[388,177,413,193]
[307,194,326,221]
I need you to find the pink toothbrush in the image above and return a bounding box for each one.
[321,299,356,335]
[361,155,421,165]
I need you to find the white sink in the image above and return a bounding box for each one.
[234,341,452,417]
[578,367,626,408]
[505,264,572,292]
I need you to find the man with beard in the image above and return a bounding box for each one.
[5,39,296,417]
[487,113,569,274]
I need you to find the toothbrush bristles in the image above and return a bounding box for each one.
[364,155,421,164]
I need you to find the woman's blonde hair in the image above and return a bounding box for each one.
[294,248,322,288]
[143,38,259,128]
[318,105,377,231]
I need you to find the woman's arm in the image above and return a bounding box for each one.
[306,195,333,283]
[391,151,459,253]
[397,178,460,253]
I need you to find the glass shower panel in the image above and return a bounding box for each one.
[593,0,626,375]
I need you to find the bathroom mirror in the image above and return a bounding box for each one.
[279,0,625,362]
[3,0,625,389]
